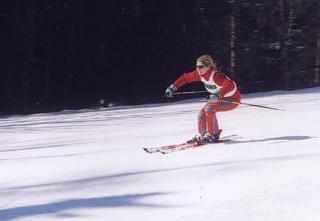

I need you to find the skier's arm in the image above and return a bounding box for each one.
[165,70,200,97]
[215,73,237,98]
[173,70,200,89]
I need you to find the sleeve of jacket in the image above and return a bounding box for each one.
[173,70,200,89]
[214,73,237,98]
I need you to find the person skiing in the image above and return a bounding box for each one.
[165,54,241,144]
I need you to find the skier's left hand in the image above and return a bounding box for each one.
[207,89,220,103]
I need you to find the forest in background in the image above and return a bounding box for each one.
[0,0,319,114]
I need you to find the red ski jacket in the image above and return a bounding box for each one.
[173,69,240,101]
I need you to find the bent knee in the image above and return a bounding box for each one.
[205,106,216,114]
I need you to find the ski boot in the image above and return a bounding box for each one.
[186,135,202,145]
[202,129,222,143]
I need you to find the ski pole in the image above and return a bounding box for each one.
[173,91,208,95]
[223,100,285,111]
[173,91,284,111]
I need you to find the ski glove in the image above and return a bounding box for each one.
[165,84,177,97]
[207,89,220,103]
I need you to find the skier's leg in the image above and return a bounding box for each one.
[197,108,207,136]
[204,105,220,135]
[204,99,239,136]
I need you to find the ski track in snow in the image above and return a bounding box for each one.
[0,87,320,221]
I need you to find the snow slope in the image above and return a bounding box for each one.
[0,87,320,221]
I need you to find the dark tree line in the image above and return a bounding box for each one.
[0,0,319,115]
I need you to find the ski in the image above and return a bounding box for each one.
[143,134,240,154]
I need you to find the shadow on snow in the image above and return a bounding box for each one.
[226,135,318,145]
[0,192,168,221]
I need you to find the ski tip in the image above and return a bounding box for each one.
[143,147,159,154]
[142,148,151,153]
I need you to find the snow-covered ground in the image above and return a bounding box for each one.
[1,87,320,221]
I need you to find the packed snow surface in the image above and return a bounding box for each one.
[1,87,320,221]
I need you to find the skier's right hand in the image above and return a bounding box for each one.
[165,84,177,97]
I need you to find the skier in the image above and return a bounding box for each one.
[165,54,241,144]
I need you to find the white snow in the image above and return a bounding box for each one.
[0,87,320,221]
